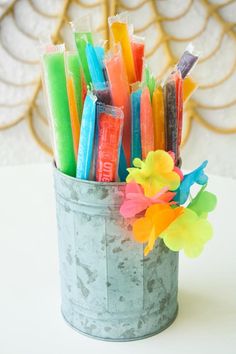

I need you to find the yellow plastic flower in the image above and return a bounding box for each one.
[127,150,181,197]
[133,204,184,256]
[160,208,213,258]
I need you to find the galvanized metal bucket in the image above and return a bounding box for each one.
[53,166,179,341]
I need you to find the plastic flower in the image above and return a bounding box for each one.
[120,181,176,218]
[174,160,208,205]
[187,184,217,218]
[161,208,213,258]
[133,204,184,256]
[127,150,181,197]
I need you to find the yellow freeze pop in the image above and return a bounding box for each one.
[183,76,198,103]
[109,13,136,84]
[152,86,165,150]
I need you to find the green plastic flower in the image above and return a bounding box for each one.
[187,184,217,218]
[160,208,213,258]
[127,150,181,197]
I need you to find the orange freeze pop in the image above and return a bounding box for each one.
[140,87,154,159]
[105,46,131,165]
[175,71,183,160]
[67,77,81,158]
[110,18,136,84]
[152,86,165,150]
[183,76,198,102]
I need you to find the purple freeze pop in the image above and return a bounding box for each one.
[163,76,178,158]
[177,45,199,79]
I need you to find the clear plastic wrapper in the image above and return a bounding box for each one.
[96,104,124,182]
[76,91,97,180]
[108,12,136,84]
[140,87,154,159]
[42,44,76,177]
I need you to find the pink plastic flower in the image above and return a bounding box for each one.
[120,181,176,218]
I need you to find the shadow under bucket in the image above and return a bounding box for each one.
[53,166,179,341]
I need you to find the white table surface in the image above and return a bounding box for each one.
[0,163,235,354]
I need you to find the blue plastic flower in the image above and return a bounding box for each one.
[174,160,208,205]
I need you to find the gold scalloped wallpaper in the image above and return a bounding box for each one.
[0,0,236,177]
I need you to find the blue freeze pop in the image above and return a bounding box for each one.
[131,89,142,165]
[94,46,105,69]
[76,92,97,179]
[118,145,128,182]
[86,43,106,90]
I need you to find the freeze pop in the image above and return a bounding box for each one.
[177,44,199,79]
[140,87,154,159]
[86,43,106,89]
[42,44,76,177]
[105,45,131,166]
[144,65,156,100]
[94,46,105,70]
[72,18,93,85]
[152,86,165,150]
[76,92,97,179]
[131,88,142,164]
[175,71,183,158]
[118,145,128,182]
[163,73,178,158]
[131,35,145,82]
[96,104,124,182]
[109,13,136,84]
[94,85,112,105]
[65,52,83,159]
[183,76,198,102]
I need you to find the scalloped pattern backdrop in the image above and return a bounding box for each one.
[0,0,236,177]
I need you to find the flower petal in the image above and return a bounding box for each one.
[120,199,149,218]
[144,227,156,256]
[133,216,153,243]
[161,208,213,258]
[146,204,183,235]
[174,161,209,204]
[152,150,174,173]
[187,185,217,218]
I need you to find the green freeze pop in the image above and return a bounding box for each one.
[144,65,156,100]
[43,49,76,177]
[74,31,93,85]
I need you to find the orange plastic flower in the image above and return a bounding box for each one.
[133,204,184,256]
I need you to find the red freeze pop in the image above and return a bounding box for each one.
[96,107,124,182]
[105,45,131,166]
[131,35,145,82]
[140,87,154,159]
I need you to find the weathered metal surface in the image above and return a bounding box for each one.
[53,167,179,341]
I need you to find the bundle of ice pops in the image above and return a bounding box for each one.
[42,13,217,258]
[41,12,198,182]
